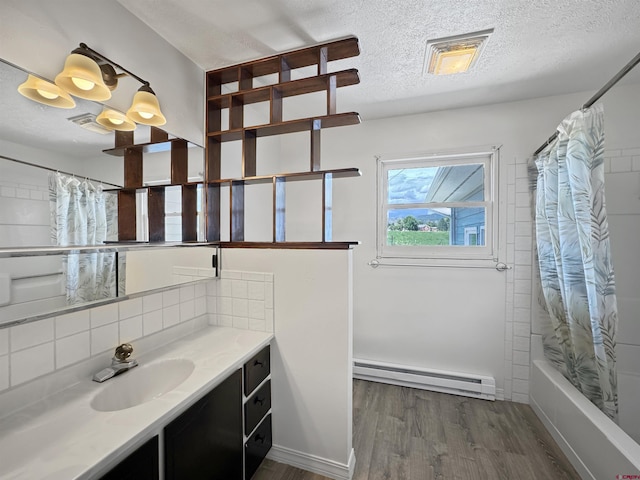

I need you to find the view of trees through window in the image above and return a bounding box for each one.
[385,163,486,247]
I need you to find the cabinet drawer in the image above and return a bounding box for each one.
[245,414,272,480]
[245,380,271,435]
[244,345,270,395]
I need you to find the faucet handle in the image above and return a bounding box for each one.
[114,343,134,362]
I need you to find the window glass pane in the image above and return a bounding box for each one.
[386,207,485,246]
[388,163,484,204]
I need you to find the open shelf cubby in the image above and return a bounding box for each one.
[205,36,362,248]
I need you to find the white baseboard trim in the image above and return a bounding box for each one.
[267,445,356,480]
[529,395,594,480]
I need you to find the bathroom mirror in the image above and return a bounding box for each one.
[0,58,211,325]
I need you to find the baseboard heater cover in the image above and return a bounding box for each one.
[353,358,496,401]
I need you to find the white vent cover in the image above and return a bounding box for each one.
[67,113,112,135]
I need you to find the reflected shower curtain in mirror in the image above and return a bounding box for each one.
[533,103,619,420]
[49,173,117,304]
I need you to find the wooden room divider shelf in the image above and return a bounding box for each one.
[103,128,200,243]
[206,36,362,249]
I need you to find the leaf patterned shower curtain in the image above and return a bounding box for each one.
[533,103,619,421]
[49,173,117,305]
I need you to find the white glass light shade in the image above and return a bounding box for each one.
[54,53,112,101]
[17,75,76,108]
[96,108,136,131]
[126,90,166,126]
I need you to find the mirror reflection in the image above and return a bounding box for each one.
[0,58,210,325]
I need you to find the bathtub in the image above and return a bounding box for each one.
[530,360,640,479]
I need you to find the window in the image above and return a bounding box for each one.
[377,149,497,260]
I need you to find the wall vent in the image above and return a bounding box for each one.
[353,358,496,401]
[67,113,112,135]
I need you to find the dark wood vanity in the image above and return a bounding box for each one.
[99,344,272,480]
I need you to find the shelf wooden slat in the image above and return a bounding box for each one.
[208,112,360,142]
[207,167,361,186]
[206,69,359,108]
[214,241,359,250]
[205,36,359,88]
[103,138,198,157]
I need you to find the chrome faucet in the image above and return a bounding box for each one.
[92,343,139,383]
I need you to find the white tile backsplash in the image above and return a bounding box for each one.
[142,309,163,336]
[11,342,54,385]
[142,292,163,313]
[232,298,248,317]
[11,318,54,352]
[247,281,265,300]
[162,289,180,307]
[120,315,143,343]
[55,311,90,339]
[163,304,180,328]
[231,280,248,299]
[56,331,90,369]
[0,356,8,391]
[119,298,143,320]
[91,323,119,355]
[0,273,272,395]
[0,330,8,356]
[180,300,195,322]
[90,303,118,328]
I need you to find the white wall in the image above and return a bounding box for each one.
[310,90,590,401]
[219,249,354,479]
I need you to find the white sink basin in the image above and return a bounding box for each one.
[91,358,195,412]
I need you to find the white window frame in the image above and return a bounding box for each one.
[376,148,499,261]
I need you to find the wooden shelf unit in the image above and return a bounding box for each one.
[205,36,362,246]
[106,127,199,243]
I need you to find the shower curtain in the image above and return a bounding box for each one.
[49,173,117,305]
[532,103,619,420]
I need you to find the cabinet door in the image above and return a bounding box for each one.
[99,436,159,480]
[164,369,243,480]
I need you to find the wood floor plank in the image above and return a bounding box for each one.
[253,379,580,480]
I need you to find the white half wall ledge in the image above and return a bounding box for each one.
[267,446,356,480]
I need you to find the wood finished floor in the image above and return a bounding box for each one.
[253,379,580,480]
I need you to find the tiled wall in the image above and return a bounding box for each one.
[503,157,535,403]
[208,270,274,333]
[0,175,49,247]
[603,146,640,442]
[0,269,275,399]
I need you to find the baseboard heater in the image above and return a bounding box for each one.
[353,358,496,401]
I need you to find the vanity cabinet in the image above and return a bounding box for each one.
[243,345,272,479]
[99,344,271,480]
[164,369,243,480]
[99,436,159,480]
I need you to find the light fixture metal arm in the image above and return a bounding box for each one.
[78,43,149,87]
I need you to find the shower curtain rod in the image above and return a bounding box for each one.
[0,154,123,188]
[533,50,640,156]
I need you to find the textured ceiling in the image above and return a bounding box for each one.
[117,0,640,120]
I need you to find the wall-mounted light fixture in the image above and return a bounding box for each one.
[17,74,76,109]
[17,43,166,130]
[424,29,494,76]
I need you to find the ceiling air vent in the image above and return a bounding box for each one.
[67,113,112,135]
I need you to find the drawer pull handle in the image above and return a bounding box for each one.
[255,433,265,444]
[254,396,265,406]
[254,360,264,367]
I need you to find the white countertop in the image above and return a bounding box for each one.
[0,326,273,480]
